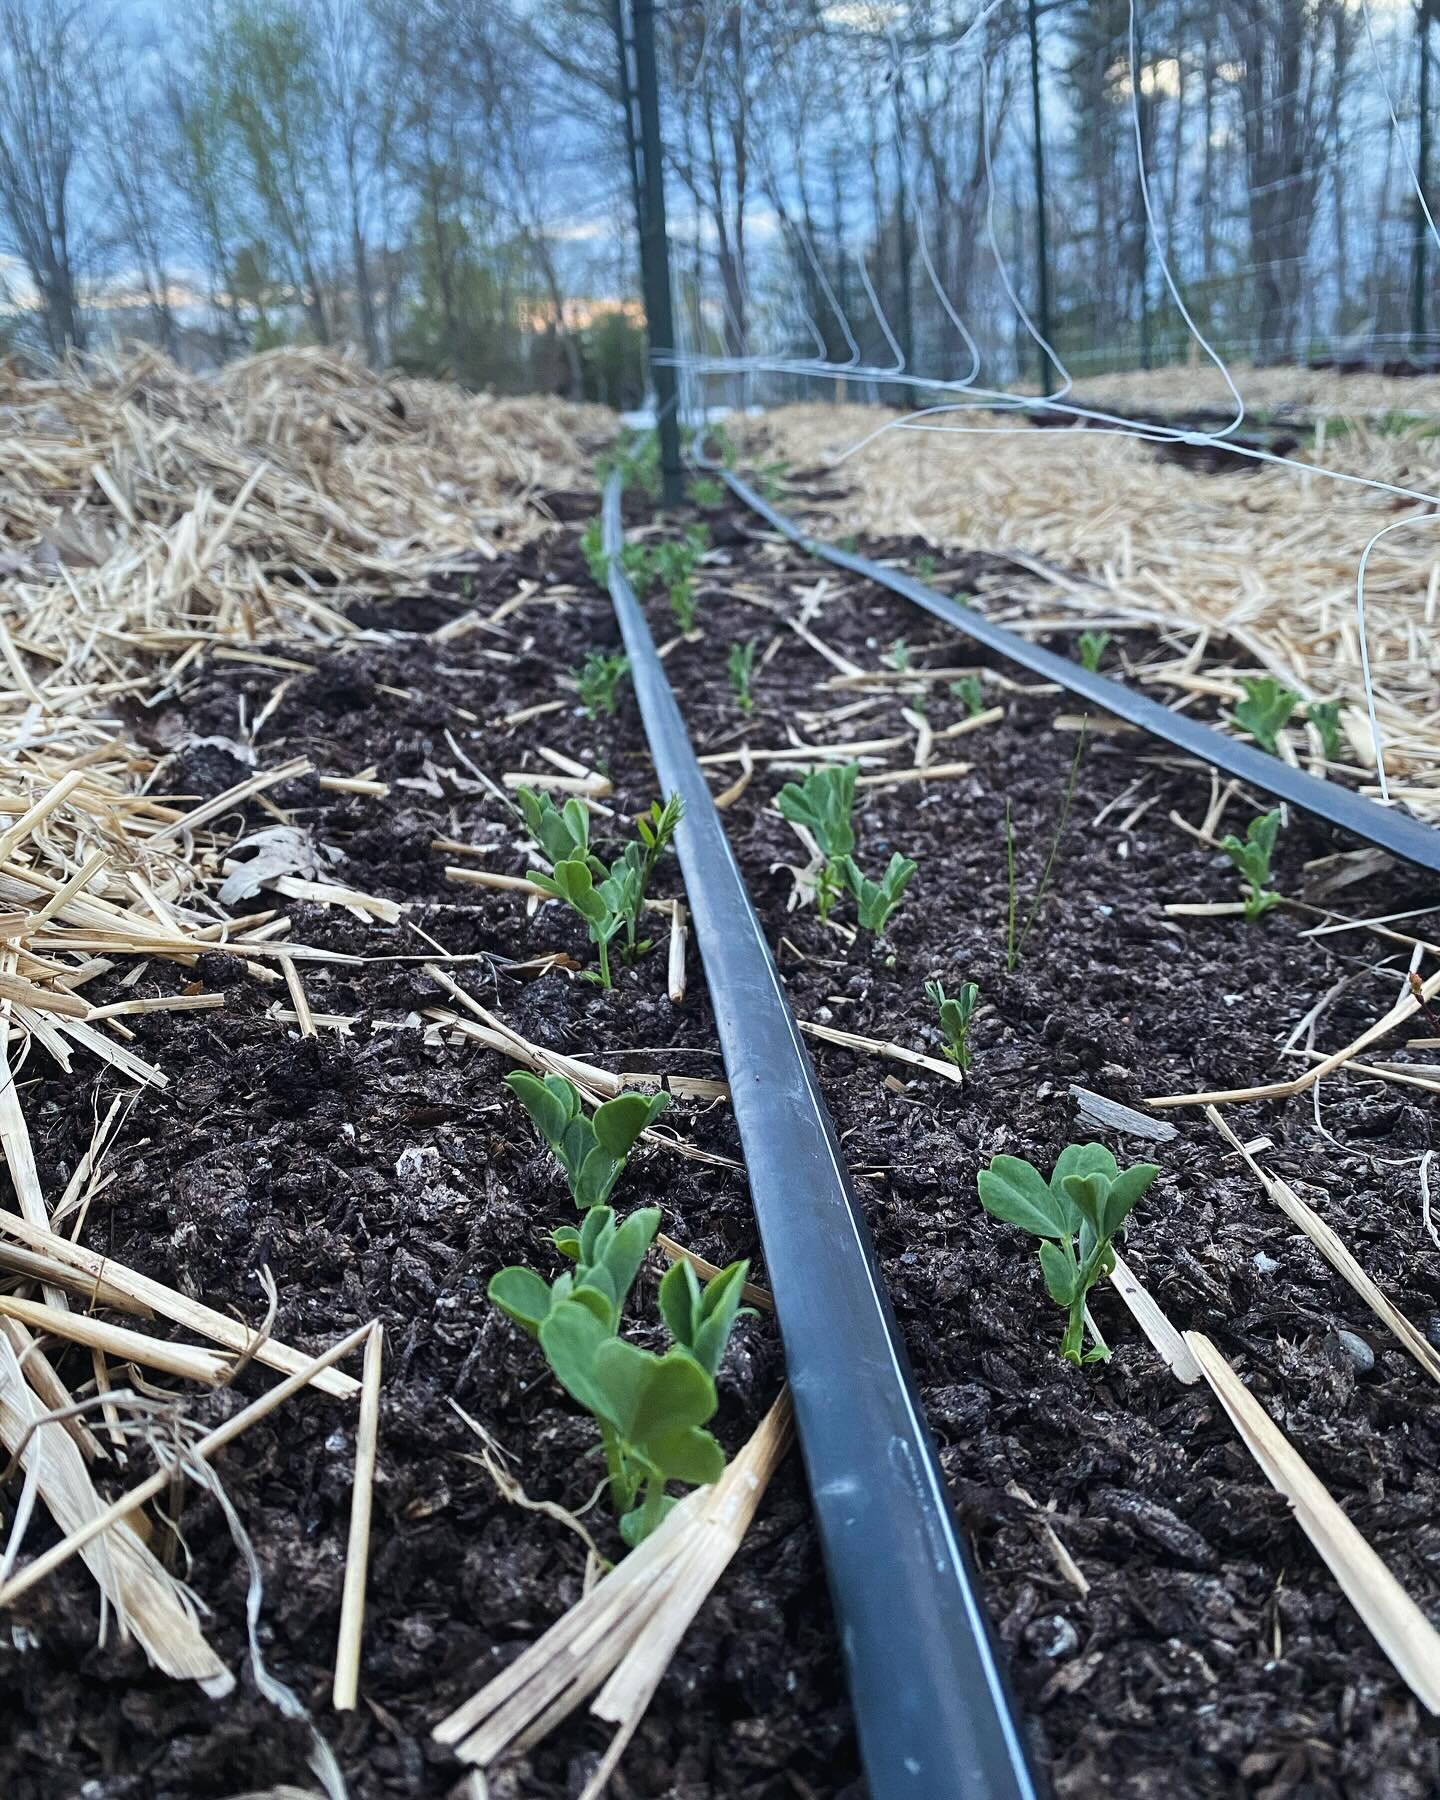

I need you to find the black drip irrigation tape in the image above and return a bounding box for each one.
[717,467,1440,878]
[601,474,1041,1800]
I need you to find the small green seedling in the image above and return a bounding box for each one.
[515,786,601,875]
[635,793,684,886]
[925,978,978,1071]
[950,675,986,717]
[1077,630,1111,673]
[914,553,938,581]
[728,639,757,713]
[530,857,626,986]
[596,427,661,498]
[489,1184,751,1545]
[1005,725,1087,970]
[576,652,630,717]
[1307,699,1344,763]
[491,1203,661,1339]
[1220,807,1283,921]
[581,519,609,587]
[658,1256,752,1377]
[776,762,858,922]
[505,1071,669,1210]
[1234,676,1299,754]
[884,638,912,672]
[654,528,708,634]
[977,1144,1160,1364]
[619,541,655,597]
[688,475,724,509]
[839,852,917,934]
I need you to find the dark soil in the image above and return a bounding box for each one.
[3,483,1440,1800]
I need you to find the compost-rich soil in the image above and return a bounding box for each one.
[3,486,1440,1800]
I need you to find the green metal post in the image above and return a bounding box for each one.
[623,0,684,506]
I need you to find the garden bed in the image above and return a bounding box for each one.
[3,475,1439,1800]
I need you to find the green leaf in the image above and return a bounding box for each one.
[551,1226,582,1260]
[1061,1171,1110,1240]
[1098,1162,1159,1237]
[644,1424,725,1485]
[505,1070,573,1155]
[538,1298,614,1419]
[977,1155,1073,1240]
[574,1143,623,1210]
[658,1259,700,1348]
[593,1090,669,1157]
[598,1207,662,1312]
[592,1339,718,1444]
[579,1205,611,1263]
[488,1266,555,1337]
[692,1260,750,1376]
[1038,1241,1077,1305]
[1049,1144,1114,1233]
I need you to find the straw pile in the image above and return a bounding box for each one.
[754,402,1440,817]
[0,344,601,1682]
[1028,358,1440,419]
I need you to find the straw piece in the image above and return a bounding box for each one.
[146,756,312,847]
[713,746,754,810]
[0,1319,372,1612]
[0,1210,359,1399]
[1146,965,1440,1108]
[0,1242,148,1315]
[1106,1252,1202,1384]
[0,1293,231,1385]
[445,866,545,896]
[667,901,687,1005]
[799,1017,961,1084]
[1185,1331,1440,1714]
[855,761,972,788]
[332,1323,384,1711]
[437,1390,793,1770]
[281,956,316,1039]
[0,1330,233,1693]
[1206,1106,1440,1387]
[656,1236,773,1310]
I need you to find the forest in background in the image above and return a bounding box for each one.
[0,0,1434,402]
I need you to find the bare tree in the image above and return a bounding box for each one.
[0,0,101,355]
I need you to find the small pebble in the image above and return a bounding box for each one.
[1253,1251,1280,1274]
[1023,1614,1079,1660]
[1329,1329,1375,1376]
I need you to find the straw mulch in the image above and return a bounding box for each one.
[1024,358,1440,419]
[753,402,1440,818]
[0,345,601,1679]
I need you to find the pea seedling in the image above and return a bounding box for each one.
[1077,629,1111,672]
[1220,807,1282,920]
[490,1194,750,1546]
[839,852,917,933]
[504,1071,669,1209]
[576,652,630,717]
[688,475,724,509]
[515,786,602,876]
[1306,699,1344,762]
[884,638,912,673]
[776,762,858,922]
[925,978,978,1070]
[654,528,708,635]
[728,639,757,713]
[977,1144,1160,1363]
[1234,676,1299,754]
[1005,724,1086,970]
[581,519,609,587]
[529,794,682,983]
[950,675,986,717]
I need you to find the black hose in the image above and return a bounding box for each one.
[717,467,1440,877]
[601,474,1042,1800]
